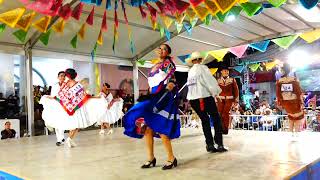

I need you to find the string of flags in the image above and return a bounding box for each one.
[0,0,319,56]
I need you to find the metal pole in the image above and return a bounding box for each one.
[132,61,139,104]
[24,43,34,136]
[89,62,95,95]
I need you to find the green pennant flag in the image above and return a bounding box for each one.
[0,24,6,33]
[240,2,262,17]
[268,0,286,7]
[229,6,243,17]
[249,63,260,72]
[39,30,52,46]
[272,35,299,49]
[176,22,183,33]
[70,34,78,49]
[190,18,198,27]
[13,29,28,43]
[160,26,165,37]
[137,59,146,66]
[216,12,228,22]
[204,14,213,26]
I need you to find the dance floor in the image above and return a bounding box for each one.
[0,129,319,180]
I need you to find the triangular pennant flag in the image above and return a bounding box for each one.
[49,0,63,16]
[0,8,26,28]
[97,30,103,45]
[13,29,28,43]
[204,14,212,25]
[161,15,173,29]
[150,16,158,30]
[229,45,248,58]
[0,0,3,4]
[72,2,84,20]
[151,58,160,64]
[268,0,286,7]
[175,13,186,24]
[239,0,249,3]
[52,18,66,33]
[146,3,157,21]
[91,43,98,61]
[208,48,229,62]
[240,2,262,17]
[249,63,260,72]
[70,34,78,48]
[101,10,107,31]
[78,23,86,40]
[32,16,51,33]
[155,1,166,14]
[165,28,171,41]
[192,5,209,21]
[190,18,198,27]
[96,0,102,6]
[233,65,244,73]
[214,0,238,14]
[228,6,243,17]
[204,0,219,16]
[106,0,112,10]
[15,11,36,32]
[39,29,51,46]
[183,22,192,35]
[160,26,165,37]
[86,7,94,25]
[164,0,177,15]
[176,22,183,33]
[215,12,228,22]
[272,35,298,49]
[300,29,320,43]
[137,59,146,66]
[139,5,147,19]
[26,0,54,15]
[265,61,277,71]
[0,24,6,33]
[299,0,318,9]
[210,68,218,75]
[172,0,190,14]
[254,7,264,15]
[58,4,72,20]
[249,40,270,52]
[186,8,197,21]
[177,54,190,64]
[189,0,204,7]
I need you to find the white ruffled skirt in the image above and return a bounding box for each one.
[40,96,107,130]
[99,99,124,125]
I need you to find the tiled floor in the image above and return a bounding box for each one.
[0,129,319,180]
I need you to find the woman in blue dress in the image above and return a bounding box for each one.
[124,44,180,170]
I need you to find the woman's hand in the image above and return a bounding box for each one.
[166,82,175,91]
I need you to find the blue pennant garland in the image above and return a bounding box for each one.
[106,0,112,10]
[299,0,318,9]
[177,54,191,64]
[96,0,102,6]
[249,40,270,52]
[233,65,244,73]
[183,22,192,36]
[165,29,171,41]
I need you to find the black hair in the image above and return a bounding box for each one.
[104,83,111,88]
[58,71,65,76]
[65,68,77,80]
[162,44,172,55]
[282,63,291,76]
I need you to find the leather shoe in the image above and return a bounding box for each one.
[217,146,228,152]
[206,145,218,153]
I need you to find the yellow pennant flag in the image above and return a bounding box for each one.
[238,0,249,3]
[97,30,103,45]
[78,23,86,40]
[32,16,51,33]
[204,0,219,16]
[52,18,66,33]
[186,8,197,21]
[15,11,36,32]
[192,5,209,21]
[265,61,277,71]
[151,58,160,64]
[0,7,26,28]
[299,29,320,43]
[175,13,186,24]
[94,63,101,96]
[161,15,173,29]
[208,48,229,62]
[214,0,238,14]
[149,16,157,30]
[210,68,218,75]
[0,0,3,4]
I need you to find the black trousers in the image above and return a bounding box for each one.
[190,96,223,146]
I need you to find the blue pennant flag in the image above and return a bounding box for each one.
[299,0,318,9]
[106,0,112,9]
[130,41,136,54]
[96,0,102,6]
[254,3,274,15]
[165,29,171,41]
[177,54,190,64]
[233,65,244,73]
[249,40,270,52]
[183,22,192,36]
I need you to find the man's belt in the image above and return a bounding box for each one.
[219,96,234,100]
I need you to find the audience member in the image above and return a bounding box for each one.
[1,121,16,140]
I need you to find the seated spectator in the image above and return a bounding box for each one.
[310,111,320,132]
[0,93,7,118]
[1,121,16,140]
[260,109,276,131]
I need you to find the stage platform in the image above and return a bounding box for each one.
[0,129,320,180]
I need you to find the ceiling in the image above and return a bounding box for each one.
[0,0,319,71]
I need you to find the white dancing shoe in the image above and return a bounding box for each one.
[99,130,105,135]
[70,139,77,147]
[106,129,113,135]
[66,138,73,148]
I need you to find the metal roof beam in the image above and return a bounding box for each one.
[239,15,279,33]
[280,6,316,30]
[198,25,247,41]
[261,12,295,31]
[177,35,225,48]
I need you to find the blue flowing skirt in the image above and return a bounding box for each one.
[123,87,181,139]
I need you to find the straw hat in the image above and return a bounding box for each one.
[185,52,205,66]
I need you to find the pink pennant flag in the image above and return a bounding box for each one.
[26,0,54,15]
[49,0,63,16]
[156,1,166,14]
[101,10,107,32]
[146,3,157,21]
[58,4,72,20]
[72,2,84,20]
[86,6,94,26]
[139,6,147,19]
[164,0,177,15]
[229,45,248,58]
[172,0,190,14]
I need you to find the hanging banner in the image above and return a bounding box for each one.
[72,2,84,20]
[299,29,320,43]
[204,14,212,25]
[183,22,192,35]
[15,11,36,32]
[272,35,298,49]
[146,3,157,21]
[229,45,248,58]
[0,24,6,33]
[13,29,28,43]
[101,10,107,31]
[215,11,228,22]
[172,0,190,14]
[233,65,244,73]
[177,54,190,64]
[214,0,238,14]
[249,40,270,52]
[189,0,204,7]
[204,0,219,16]
[240,2,262,17]
[97,30,103,45]
[52,18,65,33]
[165,28,171,41]
[161,15,173,29]
[176,22,183,33]
[32,16,51,33]
[268,0,286,8]
[175,13,186,24]
[39,29,52,46]
[208,48,229,62]
[299,0,318,9]
[192,4,209,21]
[249,63,260,72]
[70,34,78,48]
[78,23,86,40]
[265,61,277,71]
[186,8,197,21]
[210,68,218,75]
[0,8,26,28]
[86,6,95,25]
[58,4,72,20]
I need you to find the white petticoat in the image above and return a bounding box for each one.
[99,99,124,125]
[40,96,107,130]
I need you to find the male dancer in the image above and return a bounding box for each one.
[217,66,239,135]
[186,52,227,153]
[51,71,66,146]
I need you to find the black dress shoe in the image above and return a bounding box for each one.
[162,158,177,170]
[206,145,218,153]
[217,146,228,152]
[62,139,65,142]
[56,142,62,146]
[141,158,156,168]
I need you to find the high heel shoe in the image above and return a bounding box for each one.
[141,158,156,168]
[162,158,177,170]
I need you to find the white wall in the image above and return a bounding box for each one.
[0,54,14,97]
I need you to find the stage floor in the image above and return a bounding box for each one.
[0,129,320,180]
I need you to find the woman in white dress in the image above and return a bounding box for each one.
[99,84,124,135]
[40,68,106,148]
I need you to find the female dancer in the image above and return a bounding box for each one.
[99,84,124,135]
[40,68,106,148]
[124,44,180,170]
